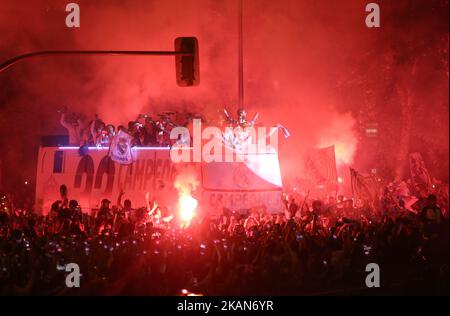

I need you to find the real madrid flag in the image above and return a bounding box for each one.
[304,145,338,191]
[109,130,134,165]
[350,168,379,202]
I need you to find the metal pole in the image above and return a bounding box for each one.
[0,50,191,73]
[238,0,244,109]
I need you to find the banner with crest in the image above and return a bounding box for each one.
[350,168,379,202]
[304,145,338,191]
[109,130,134,165]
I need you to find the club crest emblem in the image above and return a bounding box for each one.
[233,164,254,189]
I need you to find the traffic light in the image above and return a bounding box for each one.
[175,37,200,87]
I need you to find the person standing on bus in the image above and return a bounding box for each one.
[59,107,82,146]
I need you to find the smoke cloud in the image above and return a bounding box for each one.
[0,0,448,194]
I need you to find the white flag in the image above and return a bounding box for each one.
[109,130,134,165]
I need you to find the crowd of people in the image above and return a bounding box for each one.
[59,106,287,151]
[59,107,199,148]
[0,180,448,295]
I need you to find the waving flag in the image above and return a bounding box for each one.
[350,168,379,202]
[109,130,134,165]
[304,145,338,190]
[201,150,283,214]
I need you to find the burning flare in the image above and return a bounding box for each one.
[178,193,198,227]
[174,166,200,228]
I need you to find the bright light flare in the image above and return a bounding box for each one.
[178,194,198,227]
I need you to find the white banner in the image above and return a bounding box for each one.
[109,130,134,165]
[201,151,283,214]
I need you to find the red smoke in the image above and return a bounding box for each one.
[0,0,448,193]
